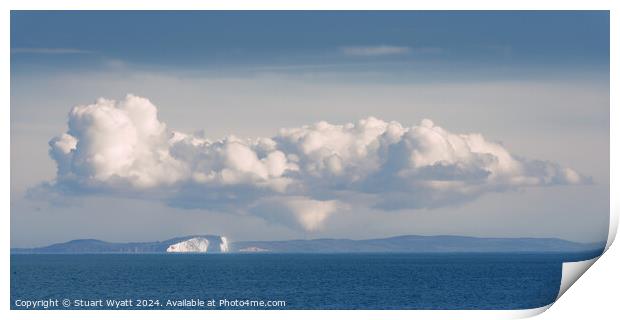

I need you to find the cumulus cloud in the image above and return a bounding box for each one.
[49,95,185,189]
[46,95,588,231]
[250,197,344,231]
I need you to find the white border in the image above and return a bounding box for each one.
[0,0,616,10]
[2,1,617,319]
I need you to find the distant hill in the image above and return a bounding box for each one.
[11,235,228,254]
[231,235,604,253]
[11,234,604,254]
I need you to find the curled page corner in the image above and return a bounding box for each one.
[605,210,618,252]
[510,304,554,319]
[556,256,600,300]
[554,214,616,303]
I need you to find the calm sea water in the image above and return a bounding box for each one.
[10,252,600,310]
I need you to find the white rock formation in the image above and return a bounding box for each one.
[219,236,229,253]
[166,237,210,253]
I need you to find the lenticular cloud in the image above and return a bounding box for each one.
[47,94,586,231]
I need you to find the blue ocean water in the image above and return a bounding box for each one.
[10,252,600,310]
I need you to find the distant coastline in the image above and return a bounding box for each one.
[11,234,605,255]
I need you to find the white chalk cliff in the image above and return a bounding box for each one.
[166,237,210,253]
[220,236,229,253]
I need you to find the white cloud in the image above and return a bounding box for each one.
[46,95,588,231]
[50,95,185,189]
[340,45,411,56]
[251,197,343,231]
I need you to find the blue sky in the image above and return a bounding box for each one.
[11,11,609,76]
[10,11,610,246]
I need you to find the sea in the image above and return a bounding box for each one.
[10,251,601,310]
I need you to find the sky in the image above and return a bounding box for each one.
[10,11,609,247]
